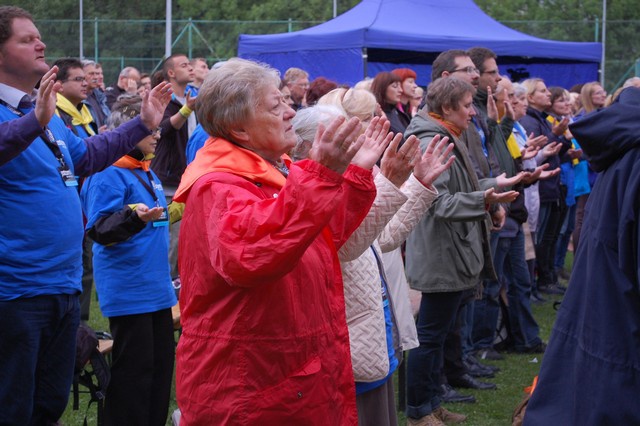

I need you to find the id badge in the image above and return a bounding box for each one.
[152,207,169,227]
[58,165,78,187]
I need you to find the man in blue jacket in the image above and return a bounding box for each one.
[524,87,640,424]
[0,6,172,424]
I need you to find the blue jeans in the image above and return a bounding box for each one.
[0,294,80,425]
[407,291,463,419]
[472,231,501,350]
[501,227,542,350]
[555,203,576,270]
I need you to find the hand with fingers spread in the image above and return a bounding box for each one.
[309,116,365,174]
[495,171,525,188]
[540,141,562,158]
[526,133,548,149]
[521,144,540,161]
[35,66,62,128]
[351,116,393,170]
[413,134,456,187]
[186,91,197,111]
[125,77,138,94]
[538,167,561,180]
[140,81,173,131]
[520,163,548,185]
[484,187,519,204]
[380,132,419,188]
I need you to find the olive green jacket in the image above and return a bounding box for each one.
[404,112,497,293]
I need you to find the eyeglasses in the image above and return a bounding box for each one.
[64,76,87,83]
[482,69,500,76]
[451,66,479,75]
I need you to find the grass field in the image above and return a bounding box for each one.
[63,254,571,425]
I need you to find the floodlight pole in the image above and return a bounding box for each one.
[333,0,337,18]
[601,0,606,86]
[165,0,172,58]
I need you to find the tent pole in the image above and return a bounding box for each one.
[601,0,606,87]
[362,47,368,80]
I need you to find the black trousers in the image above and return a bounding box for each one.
[105,309,175,426]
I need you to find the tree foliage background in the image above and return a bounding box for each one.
[4,0,639,89]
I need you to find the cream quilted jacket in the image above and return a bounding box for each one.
[339,172,437,382]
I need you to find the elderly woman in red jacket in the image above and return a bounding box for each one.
[173,58,379,425]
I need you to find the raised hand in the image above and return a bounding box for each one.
[486,86,498,121]
[503,99,515,121]
[308,116,364,174]
[413,134,455,187]
[186,91,197,110]
[484,188,519,204]
[140,81,173,131]
[35,66,62,128]
[380,133,419,188]
[520,163,548,185]
[552,116,570,136]
[495,172,525,188]
[351,116,393,170]
[567,148,583,160]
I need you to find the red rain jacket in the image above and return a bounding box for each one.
[174,138,375,425]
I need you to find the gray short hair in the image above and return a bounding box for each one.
[196,58,280,142]
[513,82,527,99]
[426,77,475,115]
[291,105,346,161]
[106,94,142,130]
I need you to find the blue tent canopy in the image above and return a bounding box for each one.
[238,0,602,88]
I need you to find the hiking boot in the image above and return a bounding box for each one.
[407,413,446,426]
[433,406,467,423]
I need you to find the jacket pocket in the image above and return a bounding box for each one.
[449,221,484,278]
[246,357,327,422]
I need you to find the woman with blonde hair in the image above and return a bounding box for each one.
[577,81,607,117]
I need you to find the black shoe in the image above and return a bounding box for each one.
[516,342,547,354]
[476,347,504,361]
[556,268,571,280]
[468,354,500,372]
[449,374,497,390]
[463,355,496,377]
[530,290,547,303]
[556,283,568,291]
[440,384,476,404]
[538,284,565,295]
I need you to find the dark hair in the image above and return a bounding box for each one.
[548,86,567,106]
[150,70,165,88]
[306,77,338,106]
[467,47,497,73]
[426,77,475,115]
[370,72,402,106]
[0,6,33,49]
[53,57,84,82]
[161,53,188,81]
[431,49,468,82]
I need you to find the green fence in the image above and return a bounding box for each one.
[37,18,639,90]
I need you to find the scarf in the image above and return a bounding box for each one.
[174,137,291,203]
[55,93,96,136]
[113,150,154,171]
[428,112,463,138]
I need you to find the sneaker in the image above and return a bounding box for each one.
[433,406,467,423]
[407,413,446,426]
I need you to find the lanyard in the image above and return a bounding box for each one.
[129,169,160,204]
[1,99,76,186]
